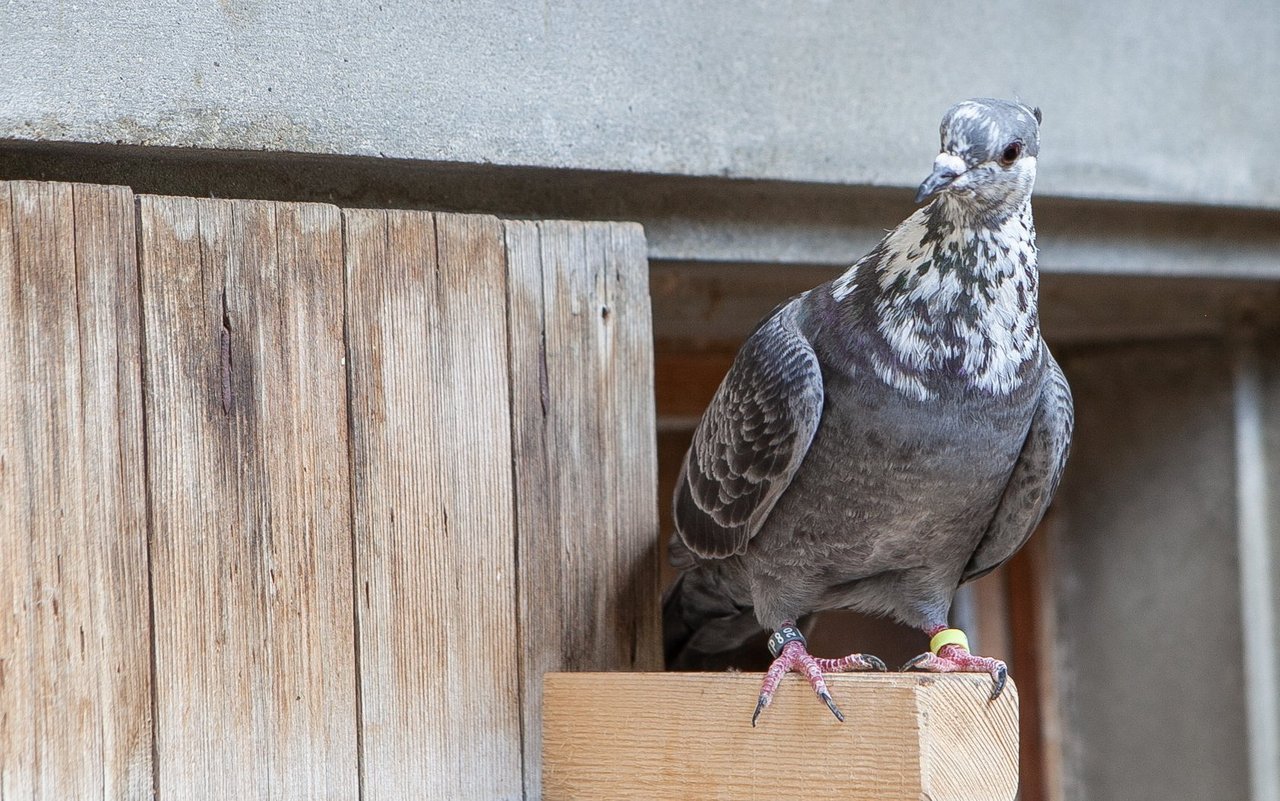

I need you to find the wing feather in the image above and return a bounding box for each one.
[673,300,824,560]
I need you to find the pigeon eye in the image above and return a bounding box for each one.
[999,142,1023,166]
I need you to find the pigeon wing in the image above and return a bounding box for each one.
[962,352,1074,584]
[674,301,824,560]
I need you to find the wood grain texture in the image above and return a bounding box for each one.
[504,219,661,799]
[0,181,152,800]
[4,182,663,800]
[138,196,357,800]
[345,209,523,800]
[543,672,1019,801]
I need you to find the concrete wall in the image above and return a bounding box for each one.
[3,0,1279,210]
[1055,343,1249,801]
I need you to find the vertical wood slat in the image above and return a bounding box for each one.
[600,223,662,677]
[505,220,661,800]
[137,196,357,800]
[0,181,152,799]
[345,210,523,800]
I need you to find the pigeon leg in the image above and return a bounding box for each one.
[751,623,887,727]
[902,626,1008,701]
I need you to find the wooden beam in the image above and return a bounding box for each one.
[543,672,1019,801]
[1006,531,1049,801]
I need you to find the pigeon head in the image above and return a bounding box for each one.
[915,98,1042,215]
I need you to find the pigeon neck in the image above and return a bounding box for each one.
[831,198,1039,311]
[824,197,1043,400]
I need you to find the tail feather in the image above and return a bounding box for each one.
[663,570,763,670]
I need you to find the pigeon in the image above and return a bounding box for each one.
[663,98,1074,726]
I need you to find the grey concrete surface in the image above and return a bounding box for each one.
[1243,337,1280,799]
[2,1,1279,209]
[1054,342,1249,801]
[4,142,1279,276]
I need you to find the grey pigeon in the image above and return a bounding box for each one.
[663,98,1073,725]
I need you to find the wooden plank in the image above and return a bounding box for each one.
[1006,516,1067,801]
[504,220,661,799]
[138,195,357,800]
[0,181,152,800]
[0,180,35,801]
[69,183,154,801]
[345,209,522,800]
[543,673,1019,801]
[600,222,663,676]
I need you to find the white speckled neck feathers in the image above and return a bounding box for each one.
[823,197,1041,401]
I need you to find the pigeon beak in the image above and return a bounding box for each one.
[915,153,967,204]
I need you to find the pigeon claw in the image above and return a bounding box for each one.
[819,690,845,723]
[751,639,884,726]
[990,663,1009,701]
[901,645,1009,702]
[901,652,932,672]
[751,693,771,727]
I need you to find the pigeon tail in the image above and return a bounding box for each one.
[662,569,761,670]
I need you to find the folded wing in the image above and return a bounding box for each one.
[674,301,825,560]
[962,352,1074,583]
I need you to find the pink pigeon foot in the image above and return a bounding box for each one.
[752,623,887,726]
[902,627,1008,701]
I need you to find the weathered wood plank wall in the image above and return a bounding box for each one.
[0,180,660,800]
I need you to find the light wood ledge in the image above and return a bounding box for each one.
[543,671,1019,801]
